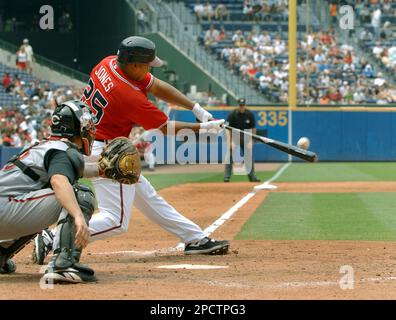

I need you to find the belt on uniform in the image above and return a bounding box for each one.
[95,139,110,143]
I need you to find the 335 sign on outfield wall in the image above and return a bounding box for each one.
[257,111,288,127]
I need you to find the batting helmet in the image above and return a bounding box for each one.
[51,100,96,156]
[117,36,163,67]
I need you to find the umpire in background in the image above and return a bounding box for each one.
[224,98,260,183]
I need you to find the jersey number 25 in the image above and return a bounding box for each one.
[82,78,108,124]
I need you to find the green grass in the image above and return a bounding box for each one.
[81,162,396,190]
[80,171,276,190]
[237,193,396,241]
[81,163,396,241]
[144,171,276,190]
[148,163,396,242]
[278,162,396,182]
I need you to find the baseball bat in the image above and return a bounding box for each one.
[224,125,318,162]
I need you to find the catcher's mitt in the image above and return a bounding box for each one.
[98,137,141,184]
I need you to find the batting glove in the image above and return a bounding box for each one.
[192,103,213,122]
[199,119,225,133]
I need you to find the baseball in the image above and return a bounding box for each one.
[297,137,310,150]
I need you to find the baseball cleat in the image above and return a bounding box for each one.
[184,237,230,255]
[42,267,96,284]
[0,259,16,274]
[32,229,54,265]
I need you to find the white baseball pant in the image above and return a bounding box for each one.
[87,141,205,243]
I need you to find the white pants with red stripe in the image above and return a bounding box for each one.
[87,141,205,244]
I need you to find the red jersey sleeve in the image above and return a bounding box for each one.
[128,96,168,131]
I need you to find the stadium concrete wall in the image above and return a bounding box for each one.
[0,0,135,74]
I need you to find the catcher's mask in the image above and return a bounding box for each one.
[51,100,96,156]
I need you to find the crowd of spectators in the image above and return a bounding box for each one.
[354,1,396,83]
[0,75,83,147]
[350,0,396,28]
[193,0,287,23]
[194,1,229,22]
[242,0,288,22]
[196,0,396,105]
[296,28,396,105]
[207,25,396,104]
[371,39,396,77]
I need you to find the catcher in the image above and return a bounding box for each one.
[0,100,96,283]
[0,100,139,283]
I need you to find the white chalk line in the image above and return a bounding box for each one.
[198,276,396,290]
[201,162,290,237]
[260,162,291,187]
[90,247,183,257]
[89,162,290,257]
[202,191,257,236]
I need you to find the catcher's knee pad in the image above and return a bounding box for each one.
[73,183,95,223]
[53,184,94,268]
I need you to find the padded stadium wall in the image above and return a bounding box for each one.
[167,107,396,162]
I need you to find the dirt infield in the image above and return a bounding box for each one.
[2,181,396,299]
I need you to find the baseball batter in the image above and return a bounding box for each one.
[33,36,229,263]
[0,101,96,283]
